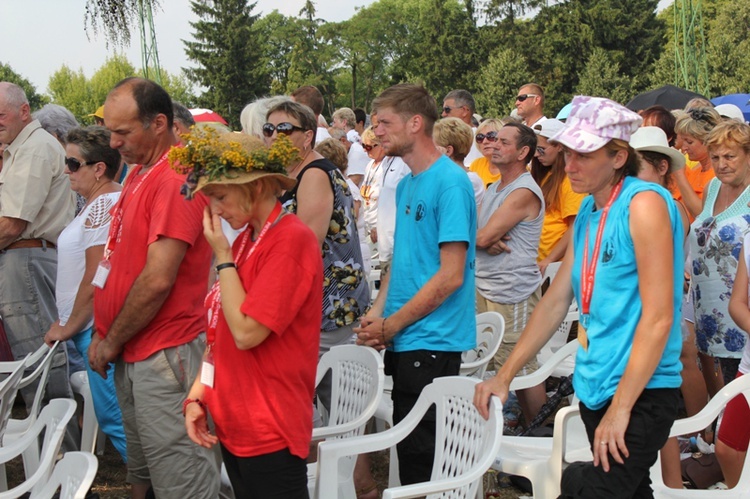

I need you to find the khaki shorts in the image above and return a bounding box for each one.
[115,335,220,498]
[476,289,541,375]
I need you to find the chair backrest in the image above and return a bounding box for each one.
[0,398,77,498]
[536,308,578,378]
[314,345,384,440]
[460,312,505,378]
[542,262,562,290]
[16,342,60,423]
[0,360,25,439]
[33,451,98,499]
[427,377,503,498]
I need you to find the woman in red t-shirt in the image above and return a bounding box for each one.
[175,132,323,498]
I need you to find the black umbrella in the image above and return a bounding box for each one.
[626,84,708,112]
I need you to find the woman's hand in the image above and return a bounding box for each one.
[593,404,631,472]
[185,402,218,448]
[473,375,510,420]
[202,206,231,258]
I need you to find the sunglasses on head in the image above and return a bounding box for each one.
[475,131,498,143]
[516,93,538,102]
[65,157,99,172]
[363,143,379,152]
[261,122,306,138]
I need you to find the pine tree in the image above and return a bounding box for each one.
[184,0,270,129]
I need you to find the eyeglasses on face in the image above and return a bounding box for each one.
[65,157,99,172]
[443,106,465,114]
[261,122,306,138]
[536,146,547,155]
[516,94,538,102]
[363,143,380,152]
[695,216,716,247]
[475,131,498,143]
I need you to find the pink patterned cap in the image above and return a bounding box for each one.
[549,96,643,153]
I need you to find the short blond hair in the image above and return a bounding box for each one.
[315,138,349,173]
[361,126,378,144]
[675,107,721,143]
[332,107,357,129]
[705,120,750,154]
[433,117,473,162]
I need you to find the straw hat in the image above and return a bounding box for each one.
[629,126,686,171]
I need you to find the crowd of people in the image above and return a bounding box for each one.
[0,73,748,499]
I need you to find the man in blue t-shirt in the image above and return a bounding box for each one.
[355,84,477,485]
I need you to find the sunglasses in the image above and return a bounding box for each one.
[442,105,465,114]
[65,157,99,172]
[476,131,498,143]
[516,93,538,102]
[262,122,306,138]
[694,216,716,248]
[363,143,380,152]
[536,146,547,155]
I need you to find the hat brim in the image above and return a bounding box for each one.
[548,127,610,153]
[193,169,296,195]
[635,145,686,172]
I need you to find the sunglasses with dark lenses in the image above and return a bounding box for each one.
[261,122,306,138]
[363,143,380,152]
[516,93,538,102]
[65,157,98,172]
[695,216,716,247]
[475,131,499,143]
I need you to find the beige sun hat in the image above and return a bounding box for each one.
[629,126,686,171]
[170,130,299,199]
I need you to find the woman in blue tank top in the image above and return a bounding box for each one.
[475,96,684,499]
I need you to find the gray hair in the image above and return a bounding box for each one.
[32,104,79,143]
[172,101,195,128]
[240,95,292,139]
[328,128,347,141]
[332,107,356,129]
[0,82,29,108]
[444,89,475,114]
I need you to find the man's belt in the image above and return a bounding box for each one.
[5,239,56,250]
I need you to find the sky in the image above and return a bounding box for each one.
[0,0,375,93]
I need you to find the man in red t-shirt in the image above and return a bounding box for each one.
[89,77,218,499]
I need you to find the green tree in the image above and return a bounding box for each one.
[478,0,543,26]
[0,62,49,110]
[254,11,301,95]
[575,47,631,104]
[184,0,270,129]
[707,0,750,95]
[47,65,93,122]
[475,48,531,118]
[90,54,137,108]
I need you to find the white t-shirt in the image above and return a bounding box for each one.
[347,141,370,177]
[55,192,120,329]
[361,158,385,233]
[315,126,331,145]
[467,171,485,212]
[464,127,484,167]
[347,177,371,275]
[376,156,410,263]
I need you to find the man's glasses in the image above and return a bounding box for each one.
[516,94,538,102]
[476,131,498,143]
[536,146,546,155]
[695,216,716,247]
[363,143,379,152]
[262,122,306,138]
[65,157,99,172]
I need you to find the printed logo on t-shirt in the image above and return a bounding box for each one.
[602,239,615,264]
[415,201,426,222]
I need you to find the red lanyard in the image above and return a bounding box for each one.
[205,202,284,344]
[580,178,624,315]
[104,152,169,259]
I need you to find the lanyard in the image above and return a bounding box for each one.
[580,178,624,315]
[205,202,284,344]
[361,160,382,204]
[104,152,169,259]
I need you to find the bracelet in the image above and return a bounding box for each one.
[182,398,205,416]
[215,262,236,273]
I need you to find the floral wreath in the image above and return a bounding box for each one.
[168,127,299,199]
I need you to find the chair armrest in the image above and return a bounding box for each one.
[510,340,578,391]
[670,377,750,437]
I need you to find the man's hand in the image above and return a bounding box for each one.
[89,333,122,379]
[43,321,69,347]
[185,402,218,448]
[486,234,511,256]
[370,228,378,243]
[473,375,510,420]
[354,315,388,350]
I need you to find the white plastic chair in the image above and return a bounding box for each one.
[0,360,26,440]
[460,311,505,378]
[492,340,591,498]
[0,399,77,497]
[307,345,385,499]
[69,371,107,455]
[34,451,98,499]
[651,374,750,498]
[316,376,503,499]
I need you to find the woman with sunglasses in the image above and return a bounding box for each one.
[689,120,750,399]
[673,107,721,218]
[475,96,684,498]
[432,117,485,211]
[468,118,505,187]
[360,127,384,252]
[531,118,585,276]
[42,126,127,461]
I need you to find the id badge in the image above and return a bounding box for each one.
[201,345,215,388]
[578,314,589,351]
[92,260,111,289]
